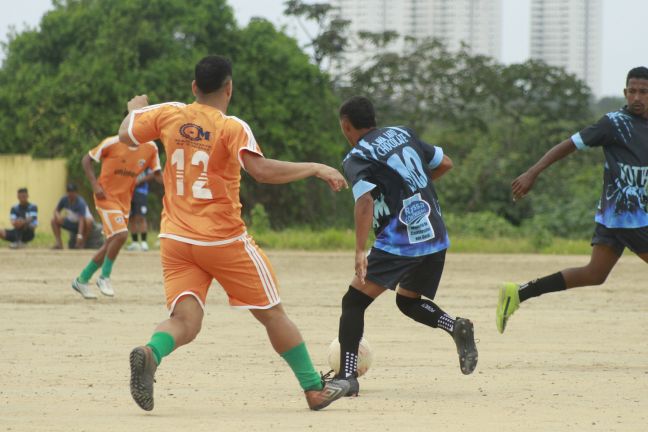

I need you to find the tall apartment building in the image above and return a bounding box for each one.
[530,0,602,96]
[330,0,502,63]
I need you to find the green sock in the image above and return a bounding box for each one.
[78,260,100,283]
[280,342,323,392]
[101,257,114,279]
[146,332,175,365]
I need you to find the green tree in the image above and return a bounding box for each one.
[0,0,352,228]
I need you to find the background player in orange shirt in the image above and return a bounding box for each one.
[71,131,161,299]
[118,55,350,411]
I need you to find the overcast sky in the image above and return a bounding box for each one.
[0,0,646,97]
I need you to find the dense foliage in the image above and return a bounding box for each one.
[0,0,625,239]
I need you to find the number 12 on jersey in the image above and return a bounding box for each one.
[170,149,213,199]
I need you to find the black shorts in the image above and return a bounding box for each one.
[365,247,446,299]
[61,219,79,234]
[591,223,648,256]
[130,192,148,217]
[4,228,35,243]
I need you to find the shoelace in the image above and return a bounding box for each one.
[319,369,335,386]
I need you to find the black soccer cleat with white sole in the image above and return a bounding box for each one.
[129,346,157,411]
[452,318,478,375]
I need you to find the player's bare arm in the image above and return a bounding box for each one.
[429,155,454,181]
[118,94,150,146]
[512,138,577,201]
[354,193,374,283]
[81,154,106,200]
[241,152,348,192]
[137,169,163,185]
[152,170,163,184]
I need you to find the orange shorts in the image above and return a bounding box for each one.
[96,205,129,239]
[160,235,280,311]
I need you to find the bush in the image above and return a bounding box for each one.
[444,211,519,238]
[250,203,271,233]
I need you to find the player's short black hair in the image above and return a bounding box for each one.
[339,96,377,129]
[626,67,648,85]
[17,187,28,194]
[66,183,77,192]
[195,55,232,94]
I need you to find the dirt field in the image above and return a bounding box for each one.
[1,248,647,432]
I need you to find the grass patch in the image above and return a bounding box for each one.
[10,228,592,255]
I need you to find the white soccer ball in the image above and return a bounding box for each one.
[327,337,373,377]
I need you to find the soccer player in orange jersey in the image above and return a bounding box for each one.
[118,55,350,411]
[71,131,162,299]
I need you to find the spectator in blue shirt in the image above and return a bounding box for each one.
[52,183,95,249]
[0,188,38,248]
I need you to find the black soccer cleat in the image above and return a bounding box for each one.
[452,318,478,375]
[305,379,350,410]
[342,374,360,397]
[129,346,157,411]
[321,370,360,397]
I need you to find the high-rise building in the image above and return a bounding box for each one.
[330,0,502,65]
[530,0,602,96]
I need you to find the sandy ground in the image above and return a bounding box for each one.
[1,248,647,432]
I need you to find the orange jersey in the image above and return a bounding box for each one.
[89,136,161,211]
[127,102,263,244]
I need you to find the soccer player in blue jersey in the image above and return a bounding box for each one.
[332,96,478,395]
[127,169,153,251]
[496,66,648,334]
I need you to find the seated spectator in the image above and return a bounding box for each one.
[51,183,95,249]
[0,187,38,249]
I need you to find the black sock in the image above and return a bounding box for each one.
[131,233,138,242]
[519,272,566,302]
[338,286,374,378]
[141,232,147,242]
[395,294,455,335]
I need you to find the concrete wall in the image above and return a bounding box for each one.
[0,155,67,233]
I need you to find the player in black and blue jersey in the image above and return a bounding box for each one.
[332,96,478,396]
[497,66,648,334]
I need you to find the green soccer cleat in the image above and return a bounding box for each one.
[496,282,520,334]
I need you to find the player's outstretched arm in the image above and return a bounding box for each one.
[430,155,453,181]
[354,193,374,283]
[512,138,576,201]
[81,154,106,200]
[241,152,348,192]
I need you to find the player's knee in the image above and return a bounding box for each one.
[341,286,374,313]
[113,231,128,244]
[395,293,418,316]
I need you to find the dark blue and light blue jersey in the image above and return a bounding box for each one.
[343,126,449,257]
[571,107,648,228]
[56,196,90,223]
[10,203,38,227]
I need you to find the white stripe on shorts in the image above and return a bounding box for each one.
[242,237,279,304]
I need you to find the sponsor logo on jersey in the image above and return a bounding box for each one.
[179,123,211,142]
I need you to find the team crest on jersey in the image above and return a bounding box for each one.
[179,123,211,141]
[115,216,124,224]
[138,159,146,168]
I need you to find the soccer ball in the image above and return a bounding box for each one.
[327,337,373,377]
